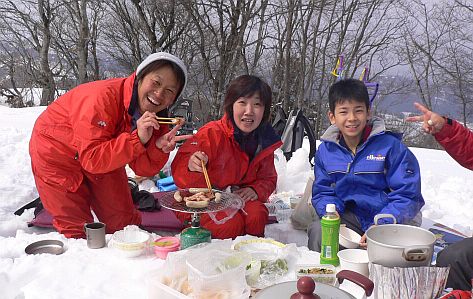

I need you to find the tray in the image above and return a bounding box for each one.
[25,240,65,255]
[159,189,242,214]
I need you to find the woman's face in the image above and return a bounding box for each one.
[137,65,179,114]
[232,92,265,134]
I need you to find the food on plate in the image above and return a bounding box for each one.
[184,191,215,208]
[189,187,211,193]
[174,191,183,202]
[173,189,224,208]
[185,199,209,208]
[214,192,222,203]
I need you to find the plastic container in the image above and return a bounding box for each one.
[109,226,150,258]
[147,276,190,299]
[276,208,293,223]
[337,249,369,277]
[295,264,336,286]
[320,204,340,266]
[290,196,302,209]
[153,236,180,259]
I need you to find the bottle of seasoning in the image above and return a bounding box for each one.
[319,204,340,266]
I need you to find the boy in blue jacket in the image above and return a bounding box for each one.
[308,78,424,251]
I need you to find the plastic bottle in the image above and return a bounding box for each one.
[319,203,340,266]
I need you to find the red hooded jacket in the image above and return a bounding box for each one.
[434,119,473,170]
[171,114,282,202]
[30,73,169,192]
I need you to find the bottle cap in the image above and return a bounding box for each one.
[326,204,336,213]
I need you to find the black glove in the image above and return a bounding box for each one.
[133,190,161,211]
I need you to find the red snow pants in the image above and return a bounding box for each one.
[176,199,269,239]
[32,168,141,238]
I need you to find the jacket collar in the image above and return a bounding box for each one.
[321,116,386,144]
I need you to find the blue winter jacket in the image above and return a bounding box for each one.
[312,117,424,231]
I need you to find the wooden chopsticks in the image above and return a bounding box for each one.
[201,160,212,192]
[155,116,184,125]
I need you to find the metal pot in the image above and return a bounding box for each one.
[366,214,436,267]
[254,270,374,299]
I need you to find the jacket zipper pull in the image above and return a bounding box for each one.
[346,162,351,172]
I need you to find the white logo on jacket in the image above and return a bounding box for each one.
[366,154,385,161]
[97,121,107,127]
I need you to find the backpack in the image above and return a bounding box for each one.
[279,109,317,164]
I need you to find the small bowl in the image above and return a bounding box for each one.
[110,228,150,258]
[153,236,180,259]
[339,226,362,249]
[337,249,369,277]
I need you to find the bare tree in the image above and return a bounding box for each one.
[182,0,265,121]
[101,0,188,75]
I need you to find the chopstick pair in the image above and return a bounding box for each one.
[201,160,212,192]
[155,116,184,125]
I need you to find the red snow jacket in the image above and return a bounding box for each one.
[435,119,473,170]
[171,114,282,202]
[29,73,169,192]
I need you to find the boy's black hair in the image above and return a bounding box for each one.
[328,78,370,113]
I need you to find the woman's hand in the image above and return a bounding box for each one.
[405,102,446,135]
[136,111,160,145]
[188,151,208,172]
[233,187,258,202]
[156,124,193,153]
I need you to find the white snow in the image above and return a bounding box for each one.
[0,106,471,298]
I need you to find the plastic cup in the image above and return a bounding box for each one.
[337,249,369,277]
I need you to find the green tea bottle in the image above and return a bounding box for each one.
[319,203,340,266]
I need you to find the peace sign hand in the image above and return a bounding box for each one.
[405,102,446,135]
[156,124,193,153]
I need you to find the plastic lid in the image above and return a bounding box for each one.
[326,204,336,213]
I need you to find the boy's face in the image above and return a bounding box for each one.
[329,99,370,144]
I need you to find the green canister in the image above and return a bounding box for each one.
[319,203,340,266]
[180,215,211,249]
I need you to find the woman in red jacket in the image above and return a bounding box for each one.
[407,102,473,291]
[29,52,191,238]
[171,75,282,239]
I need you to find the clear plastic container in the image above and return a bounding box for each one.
[295,264,337,286]
[276,208,293,223]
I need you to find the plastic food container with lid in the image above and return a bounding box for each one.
[295,264,337,286]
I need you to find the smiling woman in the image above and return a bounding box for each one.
[171,75,283,239]
[28,52,192,239]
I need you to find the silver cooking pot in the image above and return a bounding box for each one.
[366,214,436,267]
[254,270,374,299]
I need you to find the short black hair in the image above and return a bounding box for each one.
[223,75,272,123]
[328,78,370,113]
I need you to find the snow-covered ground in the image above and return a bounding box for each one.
[0,106,471,298]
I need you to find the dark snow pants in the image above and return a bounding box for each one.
[437,237,473,291]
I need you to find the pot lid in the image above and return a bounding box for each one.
[254,280,355,299]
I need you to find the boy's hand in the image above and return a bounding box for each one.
[359,233,368,248]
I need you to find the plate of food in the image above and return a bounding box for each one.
[159,188,242,213]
